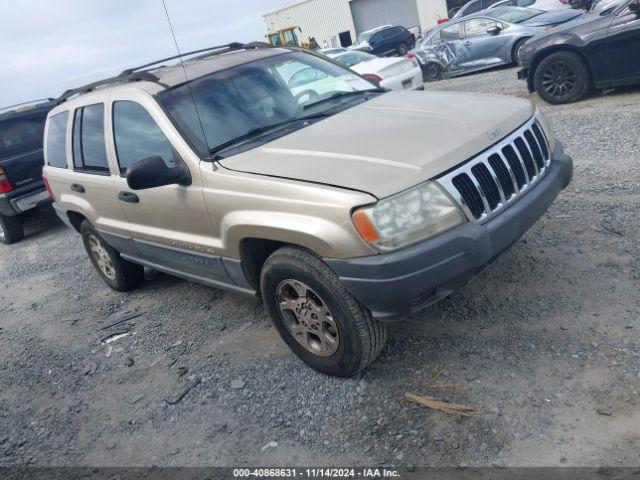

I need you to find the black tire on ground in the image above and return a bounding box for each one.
[80,220,144,292]
[0,213,24,245]
[397,42,408,56]
[260,246,387,377]
[423,62,443,82]
[512,38,529,65]
[533,51,590,105]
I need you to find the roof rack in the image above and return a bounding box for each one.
[0,98,55,115]
[56,42,274,105]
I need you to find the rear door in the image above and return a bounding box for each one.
[605,1,640,82]
[459,18,508,69]
[0,108,49,193]
[430,23,465,71]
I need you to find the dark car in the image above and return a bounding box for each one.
[351,25,416,56]
[0,100,55,244]
[518,0,640,104]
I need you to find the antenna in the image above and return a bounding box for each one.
[160,0,210,153]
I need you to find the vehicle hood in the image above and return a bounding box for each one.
[219,91,534,199]
[520,9,584,26]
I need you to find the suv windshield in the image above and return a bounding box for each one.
[490,6,543,22]
[157,51,381,158]
[0,110,48,158]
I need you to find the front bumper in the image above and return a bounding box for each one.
[326,142,573,321]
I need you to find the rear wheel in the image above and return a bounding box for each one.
[534,51,590,105]
[261,247,387,377]
[80,220,144,291]
[423,62,443,82]
[397,42,408,56]
[0,214,24,245]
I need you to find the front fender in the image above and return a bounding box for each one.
[221,210,374,259]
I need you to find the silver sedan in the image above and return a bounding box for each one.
[410,6,583,80]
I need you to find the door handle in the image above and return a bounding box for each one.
[464,41,472,46]
[70,183,85,193]
[118,191,139,203]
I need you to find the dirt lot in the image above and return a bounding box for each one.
[1,67,639,468]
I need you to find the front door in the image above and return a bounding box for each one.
[606,1,640,83]
[106,96,231,286]
[459,18,508,69]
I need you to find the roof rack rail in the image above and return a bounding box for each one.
[0,98,55,115]
[55,42,273,105]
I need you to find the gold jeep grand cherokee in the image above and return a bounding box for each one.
[43,43,573,376]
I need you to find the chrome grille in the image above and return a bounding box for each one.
[435,118,551,222]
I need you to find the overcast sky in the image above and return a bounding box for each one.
[1,0,294,107]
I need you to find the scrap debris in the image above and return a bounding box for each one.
[101,311,144,330]
[404,392,476,417]
[597,221,623,237]
[164,377,201,405]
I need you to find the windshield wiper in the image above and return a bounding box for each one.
[302,88,386,111]
[209,112,333,159]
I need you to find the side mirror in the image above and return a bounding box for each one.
[486,26,501,35]
[126,155,191,190]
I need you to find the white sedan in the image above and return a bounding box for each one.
[330,51,423,91]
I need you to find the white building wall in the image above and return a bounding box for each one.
[263,0,451,46]
[416,0,450,30]
[263,0,356,48]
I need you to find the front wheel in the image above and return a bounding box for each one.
[512,38,529,65]
[261,247,387,377]
[534,51,590,105]
[0,214,24,245]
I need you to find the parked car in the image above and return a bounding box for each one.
[350,25,416,56]
[0,99,55,244]
[44,43,572,376]
[410,6,583,79]
[329,51,423,90]
[518,0,640,103]
[317,47,347,56]
[453,0,569,18]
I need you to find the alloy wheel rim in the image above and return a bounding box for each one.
[541,61,576,99]
[427,64,440,80]
[276,279,339,357]
[88,234,116,280]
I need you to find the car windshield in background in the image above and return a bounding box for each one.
[356,31,374,44]
[333,51,376,68]
[156,51,380,157]
[0,110,48,158]
[490,6,544,22]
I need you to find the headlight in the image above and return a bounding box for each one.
[534,108,556,153]
[352,181,465,251]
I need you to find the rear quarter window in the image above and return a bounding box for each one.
[46,112,69,168]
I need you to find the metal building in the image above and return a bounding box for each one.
[263,0,449,49]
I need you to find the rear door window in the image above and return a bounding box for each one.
[113,101,175,174]
[46,111,69,169]
[72,104,109,173]
[0,110,48,158]
[440,24,463,42]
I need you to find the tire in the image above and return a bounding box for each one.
[533,51,590,105]
[0,213,24,245]
[512,38,529,65]
[260,247,387,377]
[423,62,443,82]
[80,220,144,292]
[397,42,408,56]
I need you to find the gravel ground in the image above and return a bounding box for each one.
[1,68,639,468]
